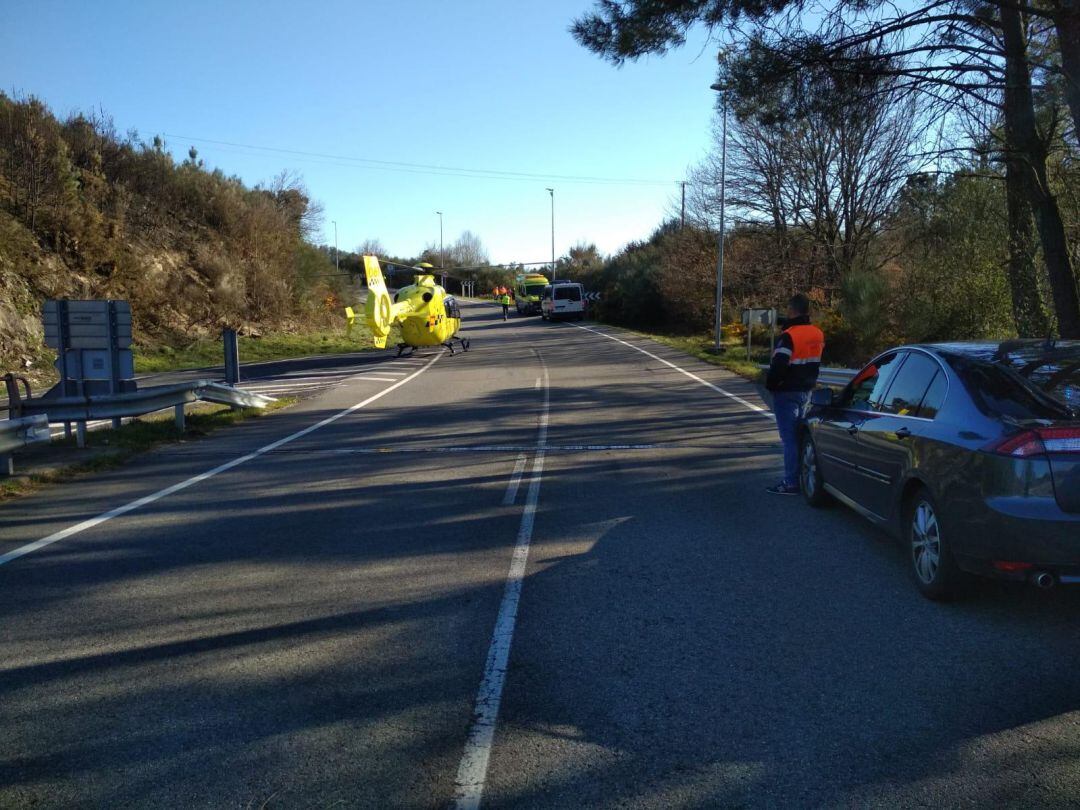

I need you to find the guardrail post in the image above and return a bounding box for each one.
[76,421,87,449]
[112,417,122,429]
[1,453,12,477]
[64,421,72,439]
[223,328,240,386]
[174,403,186,432]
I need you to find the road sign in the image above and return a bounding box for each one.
[41,300,136,398]
[740,307,778,360]
[741,308,775,327]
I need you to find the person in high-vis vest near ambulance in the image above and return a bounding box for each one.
[497,290,512,320]
[765,293,825,495]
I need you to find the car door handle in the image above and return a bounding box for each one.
[895,426,912,438]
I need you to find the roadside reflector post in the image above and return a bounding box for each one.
[1,453,12,477]
[76,421,87,449]
[174,403,185,433]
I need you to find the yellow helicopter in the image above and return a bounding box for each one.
[346,256,470,356]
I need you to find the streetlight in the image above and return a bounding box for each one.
[435,211,445,286]
[331,220,339,274]
[709,82,729,354]
[545,188,555,278]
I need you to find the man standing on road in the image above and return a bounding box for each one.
[765,293,825,495]
[498,289,511,321]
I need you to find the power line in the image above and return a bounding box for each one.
[163,133,677,187]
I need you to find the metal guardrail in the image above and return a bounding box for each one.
[758,365,858,387]
[0,415,51,476]
[13,381,273,447]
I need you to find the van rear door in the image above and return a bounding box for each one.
[554,284,583,313]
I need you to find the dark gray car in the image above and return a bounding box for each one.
[799,340,1080,599]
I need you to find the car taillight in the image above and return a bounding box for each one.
[1040,427,1080,453]
[988,427,1080,457]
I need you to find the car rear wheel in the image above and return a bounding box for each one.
[908,487,962,600]
[799,435,831,507]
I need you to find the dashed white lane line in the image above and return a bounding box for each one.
[500,454,527,506]
[572,323,774,420]
[0,352,444,569]
[454,358,550,810]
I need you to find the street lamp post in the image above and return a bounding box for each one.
[435,211,445,286]
[545,188,555,278]
[710,83,729,354]
[331,220,339,274]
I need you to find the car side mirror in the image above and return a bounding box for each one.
[810,388,834,407]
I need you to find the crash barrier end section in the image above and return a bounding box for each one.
[8,383,274,450]
[0,415,51,477]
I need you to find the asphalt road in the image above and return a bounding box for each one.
[2,301,1079,808]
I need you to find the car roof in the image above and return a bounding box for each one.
[915,340,1080,363]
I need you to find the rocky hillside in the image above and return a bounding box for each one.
[0,94,347,377]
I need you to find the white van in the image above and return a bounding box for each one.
[540,282,586,321]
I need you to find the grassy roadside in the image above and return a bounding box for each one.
[0,398,294,501]
[134,329,376,373]
[627,329,771,383]
[17,326,387,392]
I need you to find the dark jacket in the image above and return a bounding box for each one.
[765,315,825,392]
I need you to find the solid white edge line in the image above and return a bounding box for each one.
[0,352,444,569]
[500,454,528,506]
[571,323,774,420]
[454,359,550,810]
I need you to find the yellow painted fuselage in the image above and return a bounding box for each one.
[396,276,461,346]
[354,256,465,352]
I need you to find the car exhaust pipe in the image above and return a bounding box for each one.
[1032,572,1056,590]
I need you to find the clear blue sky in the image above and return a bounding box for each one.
[2,0,720,264]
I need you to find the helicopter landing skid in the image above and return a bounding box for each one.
[442,337,470,355]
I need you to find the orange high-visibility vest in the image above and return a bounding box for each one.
[785,324,825,366]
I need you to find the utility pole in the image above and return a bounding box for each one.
[709,84,728,354]
[679,181,687,230]
[331,220,339,274]
[546,188,555,278]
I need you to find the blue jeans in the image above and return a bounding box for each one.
[772,391,809,486]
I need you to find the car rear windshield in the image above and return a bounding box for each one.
[942,350,1077,420]
[554,286,582,301]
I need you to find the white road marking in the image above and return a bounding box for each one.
[244,383,329,392]
[454,357,550,810]
[572,323,773,420]
[0,353,443,569]
[327,444,657,454]
[501,454,527,506]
